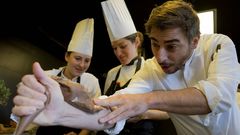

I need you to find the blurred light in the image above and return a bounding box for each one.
[197,9,217,34]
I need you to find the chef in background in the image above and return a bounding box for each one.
[36,18,101,135]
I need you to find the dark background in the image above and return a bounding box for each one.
[0,0,239,125]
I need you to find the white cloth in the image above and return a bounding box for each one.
[45,67,101,98]
[98,95,126,135]
[104,57,145,94]
[103,119,126,135]
[118,34,240,135]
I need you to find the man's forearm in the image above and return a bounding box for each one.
[34,102,113,130]
[146,87,211,115]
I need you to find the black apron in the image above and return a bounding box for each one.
[36,70,82,135]
[105,56,142,96]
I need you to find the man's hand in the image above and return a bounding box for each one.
[94,94,149,124]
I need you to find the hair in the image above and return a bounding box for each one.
[144,0,200,43]
[66,51,72,55]
[124,31,144,56]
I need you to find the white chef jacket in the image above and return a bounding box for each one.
[45,67,101,98]
[104,57,145,94]
[118,34,240,135]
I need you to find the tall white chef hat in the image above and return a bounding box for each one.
[67,18,94,57]
[101,0,137,42]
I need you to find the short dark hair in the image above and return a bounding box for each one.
[145,0,200,42]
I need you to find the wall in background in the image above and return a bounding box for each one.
[0,38,65,124]
[193,0,239,57]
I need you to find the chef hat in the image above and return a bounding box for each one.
[101,0,137,42]
[67,18,94,56]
